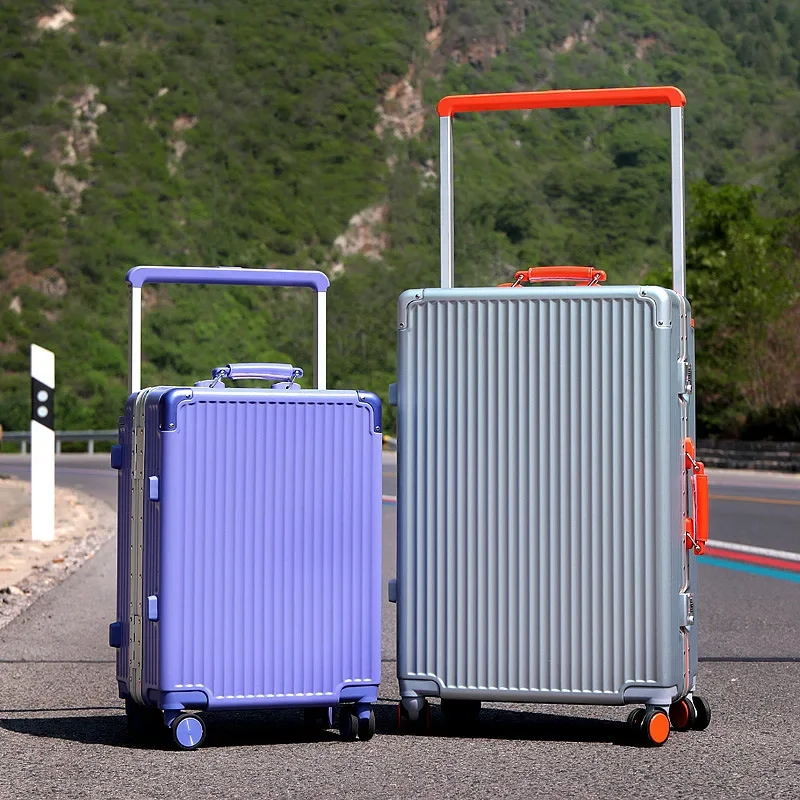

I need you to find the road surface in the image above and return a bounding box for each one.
[0,455,798,799]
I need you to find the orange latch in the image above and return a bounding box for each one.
[684,437,709,555]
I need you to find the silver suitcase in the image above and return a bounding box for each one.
[391,86,711,746]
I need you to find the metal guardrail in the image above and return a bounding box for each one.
[2,430,794,469]
[1,430,117,455]
[697,439,800,473]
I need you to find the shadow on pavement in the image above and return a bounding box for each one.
[0,714,132,748]
[0,703,650,749]
[0,704,659,749]
[382,704,648,747]
[0,709,357,750]
[0,659,115,664]
[0,705,119,713]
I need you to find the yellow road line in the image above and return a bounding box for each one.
[710,494,800,507]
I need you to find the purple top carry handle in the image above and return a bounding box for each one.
[126,266,328,394]
[211,363,303,383]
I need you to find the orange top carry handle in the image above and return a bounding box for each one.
[499,266,607,287]
[437,86,686,116]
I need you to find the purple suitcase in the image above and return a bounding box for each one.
[109,266,383,749]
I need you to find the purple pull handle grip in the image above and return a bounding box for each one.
[126,266,329,292]
[212,363,303,382]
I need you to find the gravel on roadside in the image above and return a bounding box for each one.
[0,476,116,630]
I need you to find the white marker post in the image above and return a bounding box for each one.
[30,344,55,542]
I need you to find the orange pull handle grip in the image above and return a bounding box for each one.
[499,266,607,287]
[693,468,709,554]
[437,86,686,117]
[684,438,709,555]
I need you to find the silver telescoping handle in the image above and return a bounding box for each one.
[437,86,687,296]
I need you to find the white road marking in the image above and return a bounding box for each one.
[706,539,800,563]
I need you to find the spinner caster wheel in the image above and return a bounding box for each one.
[641,708,670,747]
[626,707,645,730]
[170,713,206,751]
[691,695,712,731]
[669,698,697,732]
[339,706,359,741]
[358,709,376,741]
[397,699,431,733]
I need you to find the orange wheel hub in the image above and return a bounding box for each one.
[647,712,670,745]
[670,700,690,729]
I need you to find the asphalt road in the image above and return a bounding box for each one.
[0,455,798,799]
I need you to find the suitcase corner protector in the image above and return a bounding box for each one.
[639,285,674,328]
[158,387,193,431]
[356,391,382,433]
[398,289,424,329]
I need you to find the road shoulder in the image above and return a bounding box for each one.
[0,475,116,630]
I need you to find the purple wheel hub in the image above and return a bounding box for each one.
[174,716,204,749]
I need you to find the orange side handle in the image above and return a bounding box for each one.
[500,266,607,287]
[684,438,709,555]
[693,467,709,555]
[437,86,686,117]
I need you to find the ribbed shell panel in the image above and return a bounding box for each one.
[398,294,683,698]
[158,395,382,706]
[115,401,133,688]
[141,399,162,697]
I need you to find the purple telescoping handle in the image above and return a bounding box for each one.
[126,266,329,292]
[126,266,329,393]
[211,363,303,383]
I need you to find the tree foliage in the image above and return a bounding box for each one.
[684,184,800,435]
[0,0,799,438]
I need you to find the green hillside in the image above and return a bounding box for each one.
[1,0,799,438]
